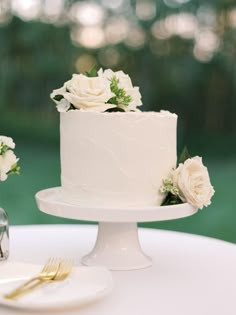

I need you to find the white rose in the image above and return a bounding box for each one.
[172,156,215,209]
[98,68,142,111]
[0,170,7,181]
[50,83,67,104]
[0,150,19,181]
[0,136,15,149]
[56,98,71,112]
[50,74,115,112]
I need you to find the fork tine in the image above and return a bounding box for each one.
[56,259,74,280]
[41,257,54,273]
[44,258,60,274]
[42,257,60,273]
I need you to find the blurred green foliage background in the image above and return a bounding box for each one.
[0,0,235,242]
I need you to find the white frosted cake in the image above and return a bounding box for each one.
[51,68,214,210]
[60,110,177,208]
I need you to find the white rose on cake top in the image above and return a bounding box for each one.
[50,67,142,113]
[98,68,142,111]
[51,74,115,112]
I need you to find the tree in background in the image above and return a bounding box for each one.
[0,0,236,146]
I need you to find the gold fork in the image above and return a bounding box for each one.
[4,258,73,300]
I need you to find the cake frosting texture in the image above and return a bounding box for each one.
[60,110,177,208]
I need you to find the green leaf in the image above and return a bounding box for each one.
[53,94,64,102]
[0,145,9,155]
[69,104,76,110]
[85,65,97,77]
[105,107,126,112]
[109,76,132,107]
[178,146,191,164]
[161,192,183,206]
[7,164,20,176]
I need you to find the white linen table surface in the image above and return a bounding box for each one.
[0,224,235,315]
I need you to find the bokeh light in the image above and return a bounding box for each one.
[98,46,121,67]
[196,5,216,27]
[41,0,65,24]
[136,1,156,21]
[0,0,11,25]
[105,16,129,44]
[228,9,236,28]
[69,1,105,26]
[101,0,125,11]
[11,0,41,21]
[125,25,146,48]
[75,54,97,73]
[194,29,220,62]
[165,13,198,39]
[151,20,171,40]
[151,13,198,40]
[164,0,191,9]
[71,26,106,49]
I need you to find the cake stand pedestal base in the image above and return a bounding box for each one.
[35,187,198,271]
[82,222,151,270]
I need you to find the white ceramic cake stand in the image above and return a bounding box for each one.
[35,187,197,271]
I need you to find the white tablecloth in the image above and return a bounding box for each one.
[1,224,236,315]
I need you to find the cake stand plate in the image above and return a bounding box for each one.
[35,187,197,271]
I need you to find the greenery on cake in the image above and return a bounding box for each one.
[160,147,215,209]
[0,136,20,181]
[50,66,142,113]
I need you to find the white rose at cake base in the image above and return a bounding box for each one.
[172,157,215,209]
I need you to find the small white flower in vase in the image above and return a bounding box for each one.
[0,136,20,261]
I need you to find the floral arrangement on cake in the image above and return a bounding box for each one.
[0,136,20,181]
[160,148,215,209]
[50,67,142,113]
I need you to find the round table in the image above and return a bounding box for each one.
[1,224,236,315]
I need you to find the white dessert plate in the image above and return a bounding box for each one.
[0,262,113,311]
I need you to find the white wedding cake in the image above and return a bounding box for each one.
[60,110,177,208]
[50,68,214,210]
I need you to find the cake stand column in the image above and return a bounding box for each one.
[81,222,152,271]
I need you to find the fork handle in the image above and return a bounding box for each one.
[4,279,49,300]
[4,277,40,300]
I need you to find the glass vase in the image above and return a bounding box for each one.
[0,207,9,261]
